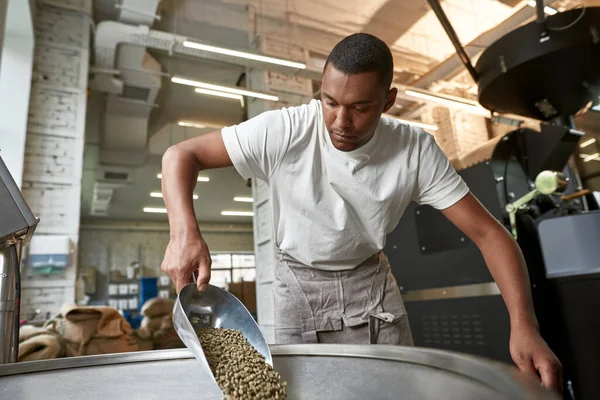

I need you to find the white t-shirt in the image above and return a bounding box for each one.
[222,99,469,271]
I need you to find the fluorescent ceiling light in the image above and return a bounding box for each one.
[583,153,600,162]
[383,114,438,131]
[143,207,167,214]
[178,121,206,129]
[194,87,243,101]
[404,89,491,117]
[405,89,488,115]
[178,120,223,129]
[172,76,279,102]
[526,1,558,15]
[151,192,198,200]
[221,211,254,216]
[234,197,254,203]
[580,138,597,148]
[157,173,210,182]
[183,41,306,70]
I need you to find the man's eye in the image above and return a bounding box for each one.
[355,107,367,112]
[327,101,337,107]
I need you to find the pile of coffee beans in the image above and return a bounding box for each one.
[197,328,286,399]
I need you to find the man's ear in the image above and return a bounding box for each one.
[383,87,398,113]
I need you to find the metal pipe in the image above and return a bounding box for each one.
[0,244,18,364]
[425,0,479,82]
[536,0,546,23]
[12,243,21,363]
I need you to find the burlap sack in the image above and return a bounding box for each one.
[140,315,164,331]
[45,304,139,357]
[132,327,154,351]
[141,298,174,318]
[152,314,184,350]
[18,325,66,362]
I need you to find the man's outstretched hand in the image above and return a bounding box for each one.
[510,323,563,394]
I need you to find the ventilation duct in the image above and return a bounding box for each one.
[88,21,322,92]
[89,1,162,216]
[116,0,161,26]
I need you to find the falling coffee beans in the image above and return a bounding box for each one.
[197,328,287,400]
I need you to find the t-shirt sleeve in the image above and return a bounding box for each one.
[221,108,292,181]
[413,134,469,210]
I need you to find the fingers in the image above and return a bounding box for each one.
[196,259,212,291]
[161,237,212,294]
[537,358,563,394]
[174,272,190,294]
[514,355,539,379]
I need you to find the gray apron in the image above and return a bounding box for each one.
[274,251,414,346]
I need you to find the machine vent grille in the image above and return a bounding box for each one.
[420,314,485,347]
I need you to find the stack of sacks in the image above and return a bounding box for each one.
[18,325,66,362]
[45,304,139,356]
[132,326,154,351]
[139,298,184,349]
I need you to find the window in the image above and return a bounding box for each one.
[210,253,256,285]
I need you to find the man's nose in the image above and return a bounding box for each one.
[335,107,351,129]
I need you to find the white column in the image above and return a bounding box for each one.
[19,0,92,320]
[0,0,35,188]
[246,34,314,343]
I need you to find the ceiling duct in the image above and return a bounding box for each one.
[89,0,162,216]
[88,21,323,89]
[116,0,161,26]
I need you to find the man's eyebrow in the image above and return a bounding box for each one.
[323,92,375,105]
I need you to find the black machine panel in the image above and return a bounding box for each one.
[385,162,501,291]
[552,273,600,400]
[405,295,511,364]
[414,205,470,255]
[386,204,492,291]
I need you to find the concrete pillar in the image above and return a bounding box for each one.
[246,32,314,343]
[19,0,92,320]
[0,0,34,188]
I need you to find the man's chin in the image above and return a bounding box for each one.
[331,139,357,152]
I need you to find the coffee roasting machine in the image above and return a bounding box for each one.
[386,2,600,399]
[0,156,38,364]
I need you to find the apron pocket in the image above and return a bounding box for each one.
[368,312,414,346]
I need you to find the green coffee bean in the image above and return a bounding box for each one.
[197,328,286,400]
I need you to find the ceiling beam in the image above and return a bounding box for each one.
[361,0,430,45]
[407,3,535,91]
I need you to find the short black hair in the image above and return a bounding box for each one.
[324,33,394,90]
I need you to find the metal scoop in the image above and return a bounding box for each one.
[173,282,272,387]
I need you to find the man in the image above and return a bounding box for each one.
[160,33,562,392]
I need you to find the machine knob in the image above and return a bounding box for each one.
[535,171,568,195]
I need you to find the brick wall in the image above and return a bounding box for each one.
[20,0,91,319]
[422,106,490,163]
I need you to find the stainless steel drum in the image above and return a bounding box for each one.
[0,345,558,400]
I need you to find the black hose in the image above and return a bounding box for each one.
[536,0,546,24]
[425,0,479,82]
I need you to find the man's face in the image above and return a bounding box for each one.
[321,64,397,152]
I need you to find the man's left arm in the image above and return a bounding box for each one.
[441,192,563,393]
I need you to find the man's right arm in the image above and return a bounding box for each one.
[160,130,233,293]
[161,107,294,292]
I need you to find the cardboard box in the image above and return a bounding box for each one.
[228,281,256,314]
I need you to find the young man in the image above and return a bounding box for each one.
[160,33,562,392]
